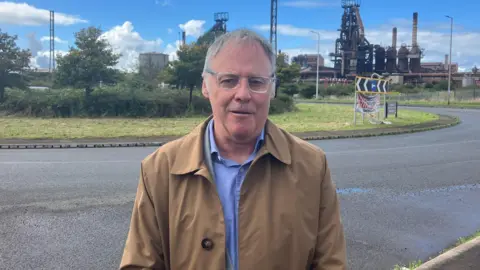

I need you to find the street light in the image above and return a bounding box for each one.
[310,30,320,99]
[446,15,453,105]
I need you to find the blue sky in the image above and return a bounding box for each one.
[0,0,478,71]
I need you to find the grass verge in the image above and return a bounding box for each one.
[0,103,439,140]
[392,229,480,270]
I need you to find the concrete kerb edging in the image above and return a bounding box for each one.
[414,236,480,270]
[0,114,461,150]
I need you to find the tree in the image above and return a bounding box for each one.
[160,43,208,106]
[0,29,31,102]
[275,52,300,97]
[473,65,478,75]
[54,26,121,98]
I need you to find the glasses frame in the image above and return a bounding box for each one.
[204,68,277,94]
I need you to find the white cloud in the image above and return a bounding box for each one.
[26,32,43,57]
[30,50,68,69]
[164,40,182,61]
[254,23,480,71]
[281,1,336,8]
[167,28,173,34]
[0,1,87,26]
[40,36,68,44]
[100,21,165,71]
[24,21,180,71]
[179,20,206,38]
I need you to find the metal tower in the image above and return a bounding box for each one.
[213,12,229,37]
[270,0,277,55]
[49,10,55,73]
[330,0,373,76]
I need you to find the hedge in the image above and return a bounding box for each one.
[0,86,296,118]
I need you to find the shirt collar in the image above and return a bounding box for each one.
[208,118,265,157]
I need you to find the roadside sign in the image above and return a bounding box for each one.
[385,102,398,118]
[355,76,390,93]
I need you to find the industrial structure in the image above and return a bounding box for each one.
[49,10,55,73]
[138,52,169,75]
[327,1,424,77]
[270,0,278,56]
[292,54,325,69]
[294,0,478,86]
[196,12,229,46]
[329,0,373,76]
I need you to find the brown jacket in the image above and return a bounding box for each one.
[120,117,347,270]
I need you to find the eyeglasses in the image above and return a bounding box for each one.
[204,68,276,94]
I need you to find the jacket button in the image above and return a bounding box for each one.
[201,238,214,251]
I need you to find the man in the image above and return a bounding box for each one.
[119,28,347,270]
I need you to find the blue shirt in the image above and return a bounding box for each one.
[207,119,265,270]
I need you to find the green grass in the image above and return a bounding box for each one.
[392,230,480,270]
[0,103,439,140]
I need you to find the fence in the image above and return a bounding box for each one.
[388,89,479,103]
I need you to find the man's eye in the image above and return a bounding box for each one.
[219,76,239,87]
[249,78,267,85]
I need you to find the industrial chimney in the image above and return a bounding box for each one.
[445,54,449,65]
[392,27,397,49]
[182,31,186,46]
[412,12,418,47]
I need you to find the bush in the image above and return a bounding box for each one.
[269,94,297,114]
[424,83,434,89]
[0,86,211,118]
[324,84,354,96]
[1,86,296,117]
[299,84,317,99]
[279,83,299,97]
[390,84,422,94]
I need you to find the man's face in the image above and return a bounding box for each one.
[202,40,273,142]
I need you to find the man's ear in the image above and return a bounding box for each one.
[202,80,209,99]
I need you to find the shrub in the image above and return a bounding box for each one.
[269,94,297,114]
[324,84,354,96]
[299,84,317,99]
[1,86,296,117]
[279,83,299,97]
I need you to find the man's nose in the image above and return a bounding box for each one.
[234,78,252,101]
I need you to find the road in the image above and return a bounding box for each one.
[0,107,479,270]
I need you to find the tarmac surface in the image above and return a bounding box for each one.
[0,106,479,270]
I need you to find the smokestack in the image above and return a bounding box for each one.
[412,12,418,47]
[182,31,186,46]
[445,54,449,65]
[392,27,397,49]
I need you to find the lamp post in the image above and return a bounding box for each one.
[310,30,320,99]
[446,15,453,105]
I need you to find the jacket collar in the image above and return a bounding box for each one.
[208,118,265,160]
[170,115,292,175]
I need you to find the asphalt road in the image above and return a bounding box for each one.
[0,107,479,270]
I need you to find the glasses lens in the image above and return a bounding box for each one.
[217,74,240,89]
[216,72,271,92]
[248,77,270,92]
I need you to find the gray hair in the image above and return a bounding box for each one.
[202,28,277,75]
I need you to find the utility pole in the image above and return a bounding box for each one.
[270,0,278,56]
[446,15,453,105]
[310,30,320,99]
